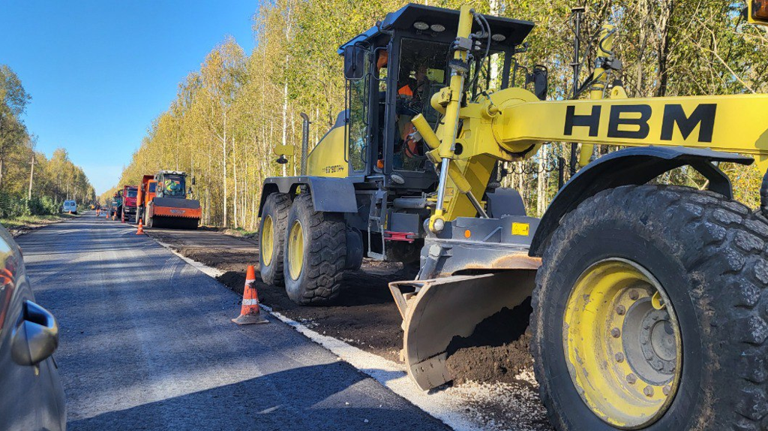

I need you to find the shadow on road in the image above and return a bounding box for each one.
[66,363,444,431]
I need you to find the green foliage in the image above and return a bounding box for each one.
[0,193,60,219]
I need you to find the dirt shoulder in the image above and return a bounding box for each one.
[1,213,79,237]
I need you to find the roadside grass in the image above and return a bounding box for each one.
[222,227,258,238]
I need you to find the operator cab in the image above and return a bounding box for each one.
[155,171,190,199]
[340,3,534,188]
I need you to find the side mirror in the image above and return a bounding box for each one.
[344,45,366,80]
[11,301,59,366]
[191,177,196,186]
[750,0,768,25]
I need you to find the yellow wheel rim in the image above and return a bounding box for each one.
[261,216,274,266]
[288,221,304,280]
[563,258,682,429]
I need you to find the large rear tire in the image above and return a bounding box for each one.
[532,185,768,430]
[259,193,291,286]
[284,194,346,304]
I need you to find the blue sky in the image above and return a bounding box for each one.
[0,1,258,195]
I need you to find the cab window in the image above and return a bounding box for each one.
[162,176,186,197]
[394,39,449,172]
[347,53,370,172]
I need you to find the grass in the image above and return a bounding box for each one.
[223,227,259,237]
[0,213,77,230]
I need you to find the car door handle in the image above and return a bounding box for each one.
[11,301,60,366]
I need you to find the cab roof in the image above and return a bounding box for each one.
[339,3,535,53]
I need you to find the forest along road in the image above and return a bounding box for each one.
[17,212,449,431]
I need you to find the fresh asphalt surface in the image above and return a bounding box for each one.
[18,212,449,430]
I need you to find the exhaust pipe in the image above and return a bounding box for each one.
[300,113,310,176]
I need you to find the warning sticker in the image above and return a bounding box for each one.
[512,222,530,236]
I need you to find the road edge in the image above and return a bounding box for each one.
[150,234,483,431]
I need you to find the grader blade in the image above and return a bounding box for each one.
[389,270,536,390]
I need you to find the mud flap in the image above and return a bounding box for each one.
[389,270,536,390]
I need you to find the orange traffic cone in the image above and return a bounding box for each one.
[136,219,145,235]
[232,265,268,325]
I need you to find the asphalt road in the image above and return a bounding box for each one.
[17,212,449,431]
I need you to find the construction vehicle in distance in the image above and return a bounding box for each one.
[258,3,768,430]
[138,171,200,229]
[109,190,122,220]
[121,185,138,223]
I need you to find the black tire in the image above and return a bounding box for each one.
[283,193,346,304]
[532,185,768,430]
[259,193,291,286]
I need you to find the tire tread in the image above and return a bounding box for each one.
[531,185,768,430]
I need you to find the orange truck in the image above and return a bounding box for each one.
[137,171,200,229]
[136,175,156,225]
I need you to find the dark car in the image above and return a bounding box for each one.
[0,225,65,430]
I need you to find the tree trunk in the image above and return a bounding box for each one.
[281,82,288,177]
[655,0,674,97]
[537,145,548,217]
[232,135,238,229]
[27,155,34,201]
[489,0,500,89]
[222,112,228,228]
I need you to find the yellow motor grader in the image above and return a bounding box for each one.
[258,2,768,429]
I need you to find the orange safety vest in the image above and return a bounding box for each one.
[398,85,414,97]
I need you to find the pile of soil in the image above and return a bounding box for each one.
[445,298,535,386]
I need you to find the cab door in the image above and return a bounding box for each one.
[344,44,374,176]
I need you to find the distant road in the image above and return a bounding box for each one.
[18,212,449,431]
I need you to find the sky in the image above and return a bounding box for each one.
[0,1,258,195]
